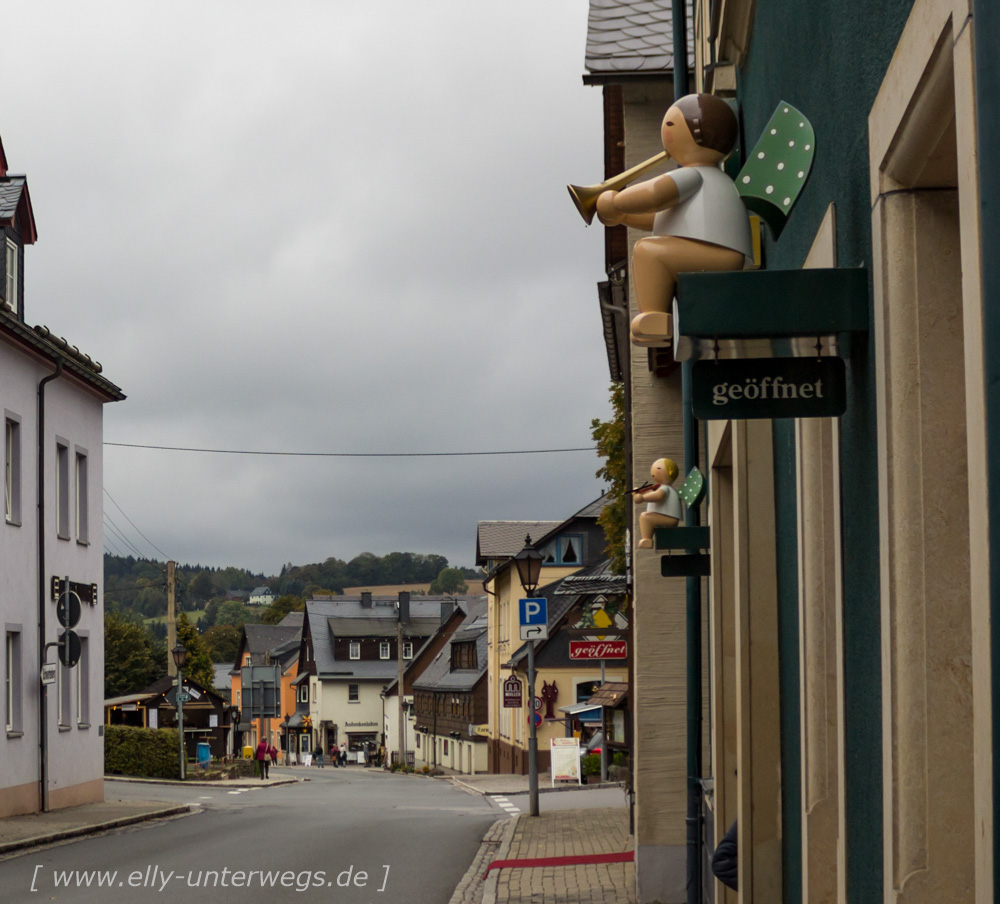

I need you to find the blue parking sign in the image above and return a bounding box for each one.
[519,598,547,626]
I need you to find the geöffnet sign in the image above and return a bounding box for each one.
[692,357,846,420]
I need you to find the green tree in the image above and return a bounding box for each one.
[104,611,162,697]
[214,599,252,628]
[429,567,469,594]
[176,612,215,690]
[261,594,305,625]
[189,569,215,601]
[591,382,628,573]
[201,624,242,664]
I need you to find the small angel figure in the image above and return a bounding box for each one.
[635,458,682,549]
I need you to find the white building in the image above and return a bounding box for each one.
[1,135,124,816]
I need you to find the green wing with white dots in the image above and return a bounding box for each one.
[737,102,815,240]
[678,468,706,510]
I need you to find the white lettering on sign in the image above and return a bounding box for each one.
[569,640,628,660]
[712,376,825,406]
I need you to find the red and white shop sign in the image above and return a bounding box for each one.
[568,640,628,660]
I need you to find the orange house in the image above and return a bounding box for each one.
[230,614,303,759]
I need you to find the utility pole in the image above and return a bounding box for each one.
[166,560,177,677]
[397,591,409,768]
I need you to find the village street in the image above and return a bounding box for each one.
[0,769,501,904]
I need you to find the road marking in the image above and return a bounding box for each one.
[491,796,521,815]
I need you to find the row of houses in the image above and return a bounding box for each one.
[224,496,628,778]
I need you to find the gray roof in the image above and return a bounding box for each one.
[304,596,466,678]
[476,521,561,564]
[329,616,443,638]
[584,0,688,76]
[412,616,489,694]
[242,623,301,664]
[0,177,25,220]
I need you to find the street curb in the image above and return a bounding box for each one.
[448,816,516,904]
[0,805,193,856]
[482,815,519,904]
[104,776,299,789]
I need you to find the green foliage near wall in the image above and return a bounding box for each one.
[105,725,181,779]
[591,382,628,573]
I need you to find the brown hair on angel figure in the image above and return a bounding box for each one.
[635,458,681,549]
[595,94,752,348]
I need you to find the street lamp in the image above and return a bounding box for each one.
[513,535,543,816]
[171,643,187,780]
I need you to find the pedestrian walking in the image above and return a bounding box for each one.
[316,748,325,767]
[331,743,340,768]
[255,739,270,780]
[269,743,278,767]
[340,746,348,767]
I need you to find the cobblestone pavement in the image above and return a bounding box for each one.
[450,807,635,904]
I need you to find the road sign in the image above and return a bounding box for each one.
[503,676,523,708]
[530,712,542,727]
[519,597,548,641]
[40,664,57,685]
[176,692,191,704]
[58,630,81,667]
[57,590,82,629]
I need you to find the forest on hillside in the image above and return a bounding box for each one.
[103,552,478,620]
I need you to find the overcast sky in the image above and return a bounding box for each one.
[3,1,613,575]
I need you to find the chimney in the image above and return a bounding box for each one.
[397,591,410,624]
[361,591,372,609]
[440,600,456,624]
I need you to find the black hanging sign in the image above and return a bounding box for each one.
[692,357,847,420]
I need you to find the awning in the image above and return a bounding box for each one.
[558,703,602,716]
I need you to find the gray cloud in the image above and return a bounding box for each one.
[6,1,616,573]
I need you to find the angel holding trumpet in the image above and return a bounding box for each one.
[591,94,753,348]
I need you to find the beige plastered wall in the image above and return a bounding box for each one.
[869,0,986,900]
[623,79,692,904]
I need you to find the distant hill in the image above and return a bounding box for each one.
[104,552,479,620]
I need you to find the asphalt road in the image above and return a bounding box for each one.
[0,768,499,904]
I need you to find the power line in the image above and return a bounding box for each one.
[103,514,147,560]
[104,442,598,458]
[103,488,172,561]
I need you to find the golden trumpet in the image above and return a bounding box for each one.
[567,150,669,225]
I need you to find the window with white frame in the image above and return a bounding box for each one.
[348,683,359,703]
[75,449,88,544]
[6,629,22,734]
[349,642,360,660]
[5,415,20,524]
[379,641,390,660]
[76,635,90,726]
[403,642,413,659]
[298,685,308,703]
[55,440,70,539]
[4,238,17,314]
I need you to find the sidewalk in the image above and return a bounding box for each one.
[0,774,296,856]
[448,793,635,904]
[0,799,191,856]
